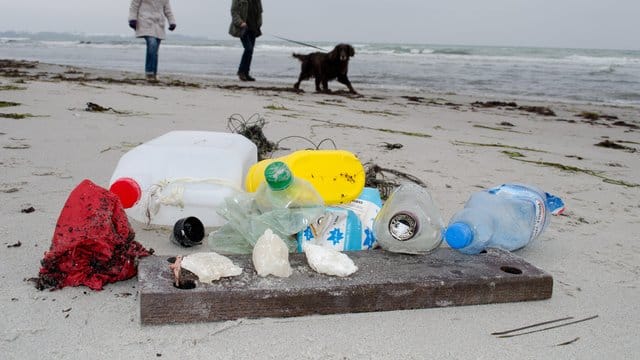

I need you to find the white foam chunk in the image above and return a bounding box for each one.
[252,229,292,278]
[303,243,358,277]
[180,252,242,283]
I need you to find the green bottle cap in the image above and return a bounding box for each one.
[264,161,293,190]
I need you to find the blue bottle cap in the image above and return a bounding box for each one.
[444,222,473,249]
[545,192,565,215]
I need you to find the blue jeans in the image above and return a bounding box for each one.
[144,36,162,75]
[238,30,256,75]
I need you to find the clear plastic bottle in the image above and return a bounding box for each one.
[253,161,325,236]
[443,183,565,254]
[373,183,444,255]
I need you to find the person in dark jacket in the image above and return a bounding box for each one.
[229,0,263,81]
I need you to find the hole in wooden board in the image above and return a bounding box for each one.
[167,257,198,290]
[174,279,196,290]
[500,266,523,275]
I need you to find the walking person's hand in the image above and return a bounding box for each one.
[128,20,137,30]
[169,23,176,31]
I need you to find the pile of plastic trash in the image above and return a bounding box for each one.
[36,130,565,290]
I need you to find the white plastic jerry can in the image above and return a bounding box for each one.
[109,131,257,227]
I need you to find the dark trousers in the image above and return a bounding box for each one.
[238,30,256,75]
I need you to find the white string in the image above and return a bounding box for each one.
[141,177,243,224]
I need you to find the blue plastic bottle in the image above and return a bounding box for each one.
[443,184,564,254]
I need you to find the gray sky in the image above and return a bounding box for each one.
[2,0,638,50]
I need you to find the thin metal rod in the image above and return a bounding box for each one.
[491,316,574,335]
[497,315,599,338]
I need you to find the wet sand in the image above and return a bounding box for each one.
[1,60,639,359]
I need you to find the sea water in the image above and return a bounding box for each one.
[1,31,639,107]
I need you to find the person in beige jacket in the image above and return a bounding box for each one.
[128,0,176,81]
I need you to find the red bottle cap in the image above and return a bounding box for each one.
[109,177,141,209]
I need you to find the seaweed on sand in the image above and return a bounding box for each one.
[471,101,555,116]
[577,111,618,121]
[84,102,130,114]
[0,101,20,108]
[451,141,546,153]
[311,118,432,138]
[595,140,636,153]
[0,112,35,119]
[502,151,639,188]
[472,124,528,134]
[0,85,27,91]
[264,103,289,111]
[0,59,38,69]
[453,140,638,187]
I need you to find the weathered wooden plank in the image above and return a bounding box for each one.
[138,248,552,325]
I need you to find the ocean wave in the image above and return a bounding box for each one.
[588,64,619,75]
[2,31,639,107]
[612,91,640,101]
[432,48,471,55]
[565,54,640,66]
[0,37,30,43]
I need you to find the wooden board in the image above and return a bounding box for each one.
[138,248,552,325]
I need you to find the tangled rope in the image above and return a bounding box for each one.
[273,136,337,152]
[228,113,339,159]
[227,113,277,160]
[364,162,427,200]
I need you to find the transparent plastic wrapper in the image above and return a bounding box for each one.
[209,162,324,254]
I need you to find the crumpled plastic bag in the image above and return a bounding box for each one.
[35,179,151,291]
[209,191,324,254]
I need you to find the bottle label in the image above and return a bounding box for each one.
[337,197,382,248]
[489,184,546,241]
[297,208,363,251]
[388,211,419,241]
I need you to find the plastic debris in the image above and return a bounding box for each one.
[252,229,292,277]
[36,179,151,291]
[180,252,243,283]
[303,243,358,277]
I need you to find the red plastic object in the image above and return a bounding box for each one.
[36,179,151,291]
[109,177,141,209]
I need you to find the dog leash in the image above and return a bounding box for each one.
[268,34,327,52]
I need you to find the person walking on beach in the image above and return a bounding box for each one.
[128,0,176,81]
[229,0,263,81]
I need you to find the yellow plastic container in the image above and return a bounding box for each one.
[245,150,366,205]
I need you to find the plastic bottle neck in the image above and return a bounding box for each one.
[264,161,293,191]
[444,222,474,249]
[109,177,142,209]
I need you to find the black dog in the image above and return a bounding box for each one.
[292,44,357,94]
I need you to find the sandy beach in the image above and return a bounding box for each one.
[1,59,639,359]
